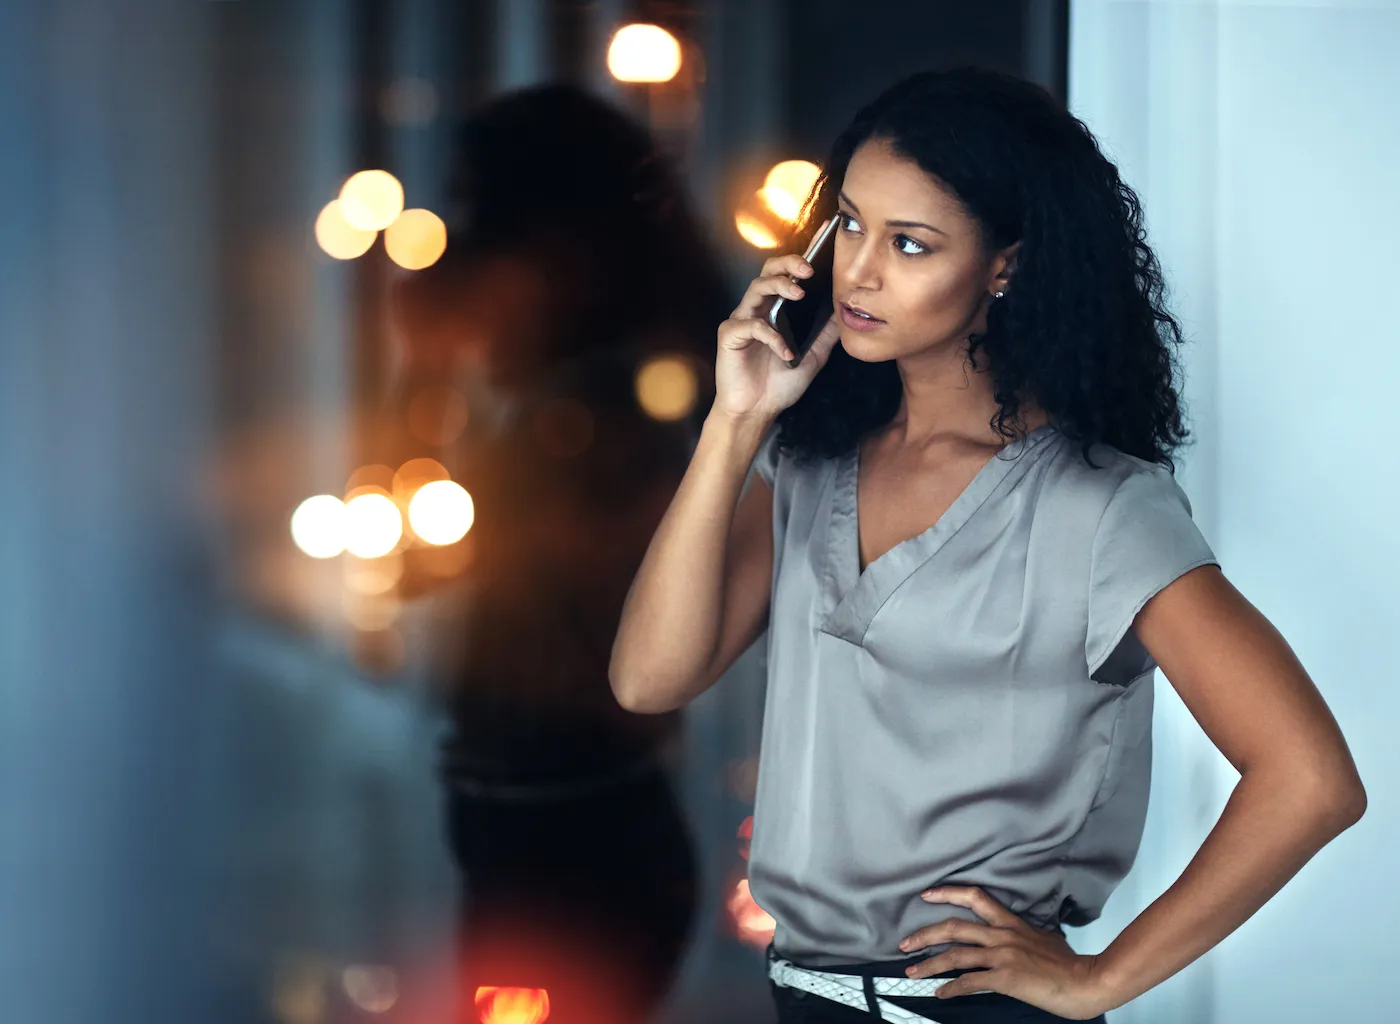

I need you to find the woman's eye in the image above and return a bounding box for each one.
[894,234,926,256]
[838,213,859,232]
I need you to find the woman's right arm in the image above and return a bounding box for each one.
[608,251,843,713]
[608,410,776,713]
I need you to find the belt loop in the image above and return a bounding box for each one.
[861,974,880,1017]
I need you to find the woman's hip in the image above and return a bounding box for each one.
[766,942,1107,1024]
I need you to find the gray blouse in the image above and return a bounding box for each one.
[746,422,1219,967]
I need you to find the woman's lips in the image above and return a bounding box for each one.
[839,301,885,331]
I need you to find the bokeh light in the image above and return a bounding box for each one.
[727,756,760,802]
[757,185,800,223]
[385,208,447,270]
[475,986,551,1024]
[727,877,776,950]
[343,591,401,632]
[392,457,451,504]
[291,495,348,559]
[634,354,698,421]
[606,23,682,83]
[314,200,377,260]
[762,159,821,223]
[346,463,397,497]
[342,965,399,1014]
[271,952,329,1024]
[344,492,404,558]
[735,211,779,249]
[344,552,403,595]
[338,170,405,231]
[407,480,474,546]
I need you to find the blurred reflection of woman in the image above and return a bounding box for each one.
[393,84,732,1023]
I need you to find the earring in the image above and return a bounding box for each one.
[993,290,1005,300]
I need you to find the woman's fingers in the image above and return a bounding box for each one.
[719,315,793,361]
[730,255,814,319]
[761,252,815,281]
[730,274,805,320]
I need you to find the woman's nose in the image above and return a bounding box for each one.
[839,244,881,292]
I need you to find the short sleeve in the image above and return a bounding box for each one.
[1086,466,1219,679]
[752,420,782,487]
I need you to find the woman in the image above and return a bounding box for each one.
[394,84,731,1024]
[610,67,1367,1023]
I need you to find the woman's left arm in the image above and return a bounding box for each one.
[1087,562,1367,1010]
[904,564,1366,1018]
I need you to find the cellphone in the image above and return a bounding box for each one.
[767,214,838,369]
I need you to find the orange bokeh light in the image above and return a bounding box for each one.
[475,986,551,1024]
[392,457,450,504]
[737,814,754,861]
[339,169,405,231]
[735,210,779,249]
[385,208,447,270]
[634,354,698,422]
[728,876,776,950]
[763,159,822,223]
[314,199,377,260]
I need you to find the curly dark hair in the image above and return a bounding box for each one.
[773,66,1193,473]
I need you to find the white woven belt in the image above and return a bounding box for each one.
[768,956,953,1024]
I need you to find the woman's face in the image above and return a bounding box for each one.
[831,137,1019,364]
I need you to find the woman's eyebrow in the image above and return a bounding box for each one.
[838,190,949,237]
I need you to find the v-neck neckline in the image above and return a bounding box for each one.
[819,423,1058,647]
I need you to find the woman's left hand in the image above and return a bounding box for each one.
[899,886,1110,1021]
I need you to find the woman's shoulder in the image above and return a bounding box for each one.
[1033,432,1202,533]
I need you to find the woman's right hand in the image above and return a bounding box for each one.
[714,253,842,421]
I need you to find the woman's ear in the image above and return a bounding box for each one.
[997,239,1022,280]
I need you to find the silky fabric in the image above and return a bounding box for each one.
[747,422,1218,967]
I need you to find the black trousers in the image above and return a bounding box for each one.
[443,762,697,1024]
[767,942,1109,1024]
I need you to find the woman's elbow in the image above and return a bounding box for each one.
[609,668,679,714]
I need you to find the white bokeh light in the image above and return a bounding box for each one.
[407,480,474,546]
[344,492,404,558]
[606,24,682,83]
[290,495,348,559]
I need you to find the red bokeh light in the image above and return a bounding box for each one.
[736,815,753,861]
